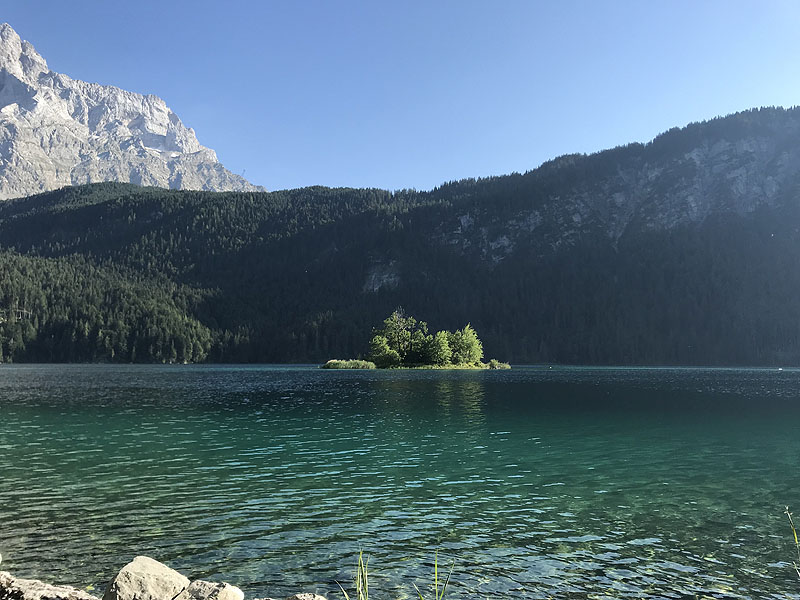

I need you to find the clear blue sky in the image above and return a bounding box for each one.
[5,1,800,191]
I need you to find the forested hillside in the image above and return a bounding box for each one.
[2,107,800,365]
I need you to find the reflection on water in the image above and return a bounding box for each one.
[1,365,799,599]
[432,379,485,424]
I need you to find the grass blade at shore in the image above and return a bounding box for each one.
[787,506,800,580]
[337,550,369,600]
[413,551,453,600]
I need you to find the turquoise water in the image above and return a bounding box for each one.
[1,365,799,599]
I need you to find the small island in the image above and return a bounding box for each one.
[322,309,510,369]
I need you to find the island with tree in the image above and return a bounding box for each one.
[322,309,510,369]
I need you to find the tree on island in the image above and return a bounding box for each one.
[369,334,400,368]
[429,330,452,366]
[368,308,489,368]
[448,324,483,364]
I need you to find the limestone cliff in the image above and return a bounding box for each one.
[0,23,264,200]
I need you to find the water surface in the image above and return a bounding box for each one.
[1,365,799,599]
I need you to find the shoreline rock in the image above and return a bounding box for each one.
[102,556,190,600]
[0,557,324,600]
[0,571,99,600]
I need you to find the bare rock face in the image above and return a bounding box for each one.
[0,571,99,600]
[0,23,265,200]
[101,556,189,600]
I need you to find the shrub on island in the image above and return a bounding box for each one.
[321,359,377,369]
[488,358,511,369]
[367,309,509,369]
[322,310,509,369]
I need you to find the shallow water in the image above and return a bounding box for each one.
[1,365,799,599]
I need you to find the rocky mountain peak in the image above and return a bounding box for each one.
[0,23,48,84]
[0,23,264,200]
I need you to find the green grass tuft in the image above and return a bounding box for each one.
[337,550,370,600]
[337,550,453,600]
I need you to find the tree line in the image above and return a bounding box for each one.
[2,108,800,364]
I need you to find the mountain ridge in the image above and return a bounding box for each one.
[427,106,800,262]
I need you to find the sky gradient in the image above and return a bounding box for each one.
[5,1,800,191]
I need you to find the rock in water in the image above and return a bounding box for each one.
[252,596,327,600]
[101,556,189,600]
[0,571,100,600]
[0,23,265,200]
[174,580,244,600]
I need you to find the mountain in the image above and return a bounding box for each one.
[0,23,264,200]
[430,107,800,259]
[1,107,800,365]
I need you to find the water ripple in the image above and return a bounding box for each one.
[1,365,799,599]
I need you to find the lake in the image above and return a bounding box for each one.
[1,365,799,599]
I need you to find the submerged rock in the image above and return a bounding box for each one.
[253,596,327,600]
[175,580,244,600]
[0,571,99,600]
[101,556,189,600]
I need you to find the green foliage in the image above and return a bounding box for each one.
[448,324,483,365]
[337,550,454,600]
[488,359,511,369]
[427,331,452,366]
[321,359,376,369]
[369,334,401,368]
[0,250,211,363]
[370,310,438,366]
[337,550,369,600]
[407,327,433,365]
[378,309,427,362]
[369,310,492,368]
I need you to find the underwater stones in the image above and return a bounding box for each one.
[0,571,100,600]
[101,556,189,600]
